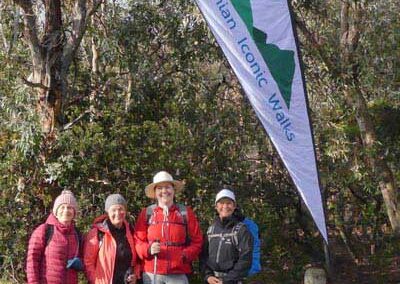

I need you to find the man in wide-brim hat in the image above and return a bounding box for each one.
[134,171,203,284]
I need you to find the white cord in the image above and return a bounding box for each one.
[162,205,169,238]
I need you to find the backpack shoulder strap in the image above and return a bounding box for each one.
[44,224,54,247]
[97,220,108,248]
[207,224,215,235]
[176,203,188,228]
[146,204,157,224]
[176,203,188,224]
[176,203,190,244]
[74,227,83,250]
[75,227,82,241]
[233,222,245,233]
[97,229,105,248]
[232,222,245,246]
[206,224,216,241]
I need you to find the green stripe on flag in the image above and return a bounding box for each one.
[231,0,295,109]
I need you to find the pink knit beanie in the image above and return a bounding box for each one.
[52,190,78,215]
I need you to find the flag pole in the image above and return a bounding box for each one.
[286,0,332,277]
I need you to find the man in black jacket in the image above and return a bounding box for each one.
[201,189,253,284]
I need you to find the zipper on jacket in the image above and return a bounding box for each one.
[216,237,224,264]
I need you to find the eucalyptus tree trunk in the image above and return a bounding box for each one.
[339,1,400,236]
[296,1,400,235]
[14,0,102,135]
[342,85,400,235]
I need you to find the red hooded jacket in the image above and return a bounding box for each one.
[26,214,80,284]
[134,204,203,275]
[83,215,140,284]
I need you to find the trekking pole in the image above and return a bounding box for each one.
[153,206,168,284]
[153,239,160,284]
[153,255,157,284]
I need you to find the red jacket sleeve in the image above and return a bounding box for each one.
[26,224,46,284]
[83,228,100,284]
[134,209,151,260]
[182,207,203,262]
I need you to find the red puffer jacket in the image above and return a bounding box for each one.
[134,204,203,275]
[26,214,80,284]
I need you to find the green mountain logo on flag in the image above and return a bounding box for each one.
[231,0,295,109]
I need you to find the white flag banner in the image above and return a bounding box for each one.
[195,0,328,242]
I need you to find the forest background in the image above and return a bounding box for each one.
[0,0,399,283]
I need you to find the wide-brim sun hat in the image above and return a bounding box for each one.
[215,189,236,204]
[145,171,184,199]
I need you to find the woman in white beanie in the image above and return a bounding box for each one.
[26,190,83,284]
[83,193,140,284]
[201,189,253,284]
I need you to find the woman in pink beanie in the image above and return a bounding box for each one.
[26,190,83,284]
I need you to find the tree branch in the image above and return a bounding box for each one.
[9,6,21,56]
[22,77,49,90]
[294,14,339,77]
[87,0,104,18]
[61,109,91,131]
[63,0,87,70]
[63,0,103,71]
[13,0,42,64]
[347,184,370,205]
[0,5,9,52]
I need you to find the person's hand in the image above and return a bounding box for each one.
[207,276,222,284]
[150,241,161,255]
[126,274,136,284]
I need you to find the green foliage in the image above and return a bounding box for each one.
[0,0,399,282]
